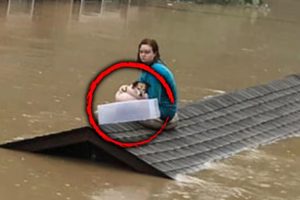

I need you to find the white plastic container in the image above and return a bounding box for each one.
[97,99,160,125]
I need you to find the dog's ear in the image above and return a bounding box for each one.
[144,82,150,89]
[132,81,139,87]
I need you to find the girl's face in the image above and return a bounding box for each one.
[139,44,156,64]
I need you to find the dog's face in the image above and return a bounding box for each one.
[132,81,149,97]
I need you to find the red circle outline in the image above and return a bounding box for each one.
[86,61,174,148]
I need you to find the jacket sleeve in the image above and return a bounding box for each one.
[139,71,162,102]
[138,72,146,82]
[147,75,162,102]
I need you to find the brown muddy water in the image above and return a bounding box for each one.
[0,0,299,199]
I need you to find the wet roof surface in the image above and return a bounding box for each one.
[2,74,300,179]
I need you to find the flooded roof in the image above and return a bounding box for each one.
[1,74,300,179]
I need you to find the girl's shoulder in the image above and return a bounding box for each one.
[152,61,167,70]
[152,61,172,75]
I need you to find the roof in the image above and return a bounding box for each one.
[1,74,300,179]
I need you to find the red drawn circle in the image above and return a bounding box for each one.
[86,61,174,148]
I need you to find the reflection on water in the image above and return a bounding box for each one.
[200,0,263,5]
[0,0,300,199]
[6,0,35,18]
[2,0,134,21]
[71,0,132,22]
[1,0,269,22]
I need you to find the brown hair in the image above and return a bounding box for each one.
[137,38,161,63]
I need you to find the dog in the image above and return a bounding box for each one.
[115,81,149,102]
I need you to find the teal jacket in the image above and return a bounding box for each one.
[139,61,177,120]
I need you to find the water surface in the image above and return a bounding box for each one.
[0,0,299,199]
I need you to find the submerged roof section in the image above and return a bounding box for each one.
[1,74,300,179]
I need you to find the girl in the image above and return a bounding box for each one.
[137,38,178,130]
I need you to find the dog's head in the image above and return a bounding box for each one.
[132,81,149,97]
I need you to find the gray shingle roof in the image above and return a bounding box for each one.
[1,74,300,179]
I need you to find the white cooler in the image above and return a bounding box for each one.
[97,99,160,125]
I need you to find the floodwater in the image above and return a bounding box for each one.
[0,0,299,199]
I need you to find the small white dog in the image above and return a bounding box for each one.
[115,81,149,102]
